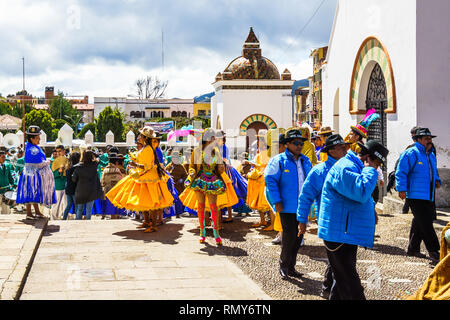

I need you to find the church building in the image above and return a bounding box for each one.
[211,28,294,145]
[321,0,450,207]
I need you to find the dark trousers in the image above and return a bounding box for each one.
[279,213,303,270]
[407,199,440,253]
[322,262,333,293]
[324,240,366,300]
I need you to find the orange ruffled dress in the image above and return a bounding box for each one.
[179,147,238,211]
[246,150,271,212]
[106,146,174,211]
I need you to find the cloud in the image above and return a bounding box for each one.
[0,0,337,99]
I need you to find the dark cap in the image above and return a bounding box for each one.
[415,128,436,138]
[285,129,306,142]
[26,125,41,136]
[108,153,124,162]
[357,140,389,166]
[321,134,349,153]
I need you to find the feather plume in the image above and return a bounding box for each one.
[359,109,380,128]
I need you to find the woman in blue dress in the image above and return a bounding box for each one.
[16,126,57,219]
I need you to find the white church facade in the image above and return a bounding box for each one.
[321,0,450,207]
[211,28,294,150]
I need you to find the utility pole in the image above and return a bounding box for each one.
[161,28,164,71]
[22,57,25,134]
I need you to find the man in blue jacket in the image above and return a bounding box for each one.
[395,128,441,263]
[265,128,312,280]
[318,139,388,300]
[297,134,348,298]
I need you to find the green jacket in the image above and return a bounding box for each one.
[15,157,25,175]
[97,153,109,179]
[53,168,67,191]
[0,163,15,194]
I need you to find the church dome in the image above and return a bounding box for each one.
[226,56,281,80]
[220,27,281,81]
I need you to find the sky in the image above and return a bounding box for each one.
[0,0,337,102]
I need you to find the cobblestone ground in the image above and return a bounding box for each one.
[215,208,450,300]
[5,205,449,300]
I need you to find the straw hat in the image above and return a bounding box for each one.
[138,126,158,139]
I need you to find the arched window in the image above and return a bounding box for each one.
[181,111,187,118]
[171,111,177,117]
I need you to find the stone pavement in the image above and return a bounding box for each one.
[19,217,271,300]
[0,214,47,300]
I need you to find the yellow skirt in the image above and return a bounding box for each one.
[106,175,174,212]
[179,172,239,211]
[246,175,271,212]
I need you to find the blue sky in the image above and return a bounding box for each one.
[0,0,337,101]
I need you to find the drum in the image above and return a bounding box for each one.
[3,191,17,207]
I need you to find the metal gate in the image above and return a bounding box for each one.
[365,63,388,202]
[366,63,387,151]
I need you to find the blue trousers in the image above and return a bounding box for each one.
[76,201,95,220]
[62,194,75,220]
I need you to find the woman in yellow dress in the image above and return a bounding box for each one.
[179,128,238,245]
[246,131,272,229]
[106,126,174,232]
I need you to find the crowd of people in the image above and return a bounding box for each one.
[0,109,445,299]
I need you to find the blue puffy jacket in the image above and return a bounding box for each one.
[264,150,312,214]
[318,151,378,248]
[395,142,440,201]
[297,156,338,224]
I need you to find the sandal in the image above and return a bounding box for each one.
[144,226,156,233]
[136,223,149,229]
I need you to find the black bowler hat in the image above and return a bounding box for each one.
[415,128,437,138]
[357,140,389,166]
[321,134,350,153]
[25,125,41,135]
[285,129,306,142]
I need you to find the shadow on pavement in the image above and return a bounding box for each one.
[370,243,408,256]
[112,223,183,245]
[42,223,60,237]
[199,242,248,257]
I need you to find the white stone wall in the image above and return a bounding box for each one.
[322,0,418,173]
[212,80,294,134]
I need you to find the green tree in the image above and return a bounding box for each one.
[22,109,57,140]
[10,102,33,118]
[96,106,125,142]
[48,92,81,128]
[78,122,97,140]
[0,100,13,115]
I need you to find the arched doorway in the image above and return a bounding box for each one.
[246,121,268,154]
[366,63,387,148]
[366,63,388,202]
[333,88,339,133]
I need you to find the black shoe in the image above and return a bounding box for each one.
[429,251,440,263]
[319,290,330,300]
[406,250,426,258]
[288,269,303,278]
[279,268,289,280]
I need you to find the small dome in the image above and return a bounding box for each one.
[226,56,280,80]
[219,27,281,80]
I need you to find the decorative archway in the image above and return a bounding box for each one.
[349,36,396,114]
[239,114,277,135]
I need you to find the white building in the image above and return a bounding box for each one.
[94,97,193,121]
[321,0,450,206]
[211,28,295,150]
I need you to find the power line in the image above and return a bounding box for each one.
[281,0,328,59]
